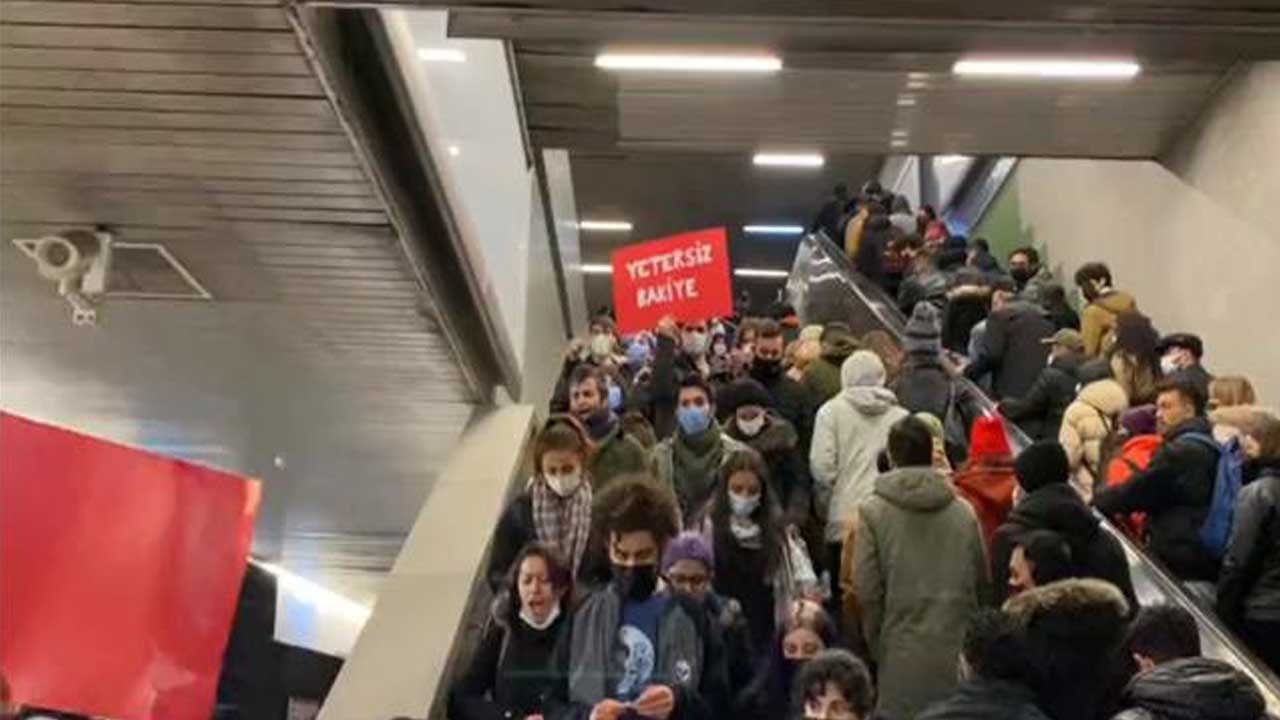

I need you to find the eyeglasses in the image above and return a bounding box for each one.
[667,573,710,590]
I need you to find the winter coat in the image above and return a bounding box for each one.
[703,593,755,693]
[589,421,649,492]
[953,456,1018,548]
[898,265,949,315]
[803,335,859,404]
[942,293,990,355]
[724,413,812,527]
[1217,459,1280,626]
[450,595,568,720]
[1094,417,1222,582]
[488,494,538,593]
[554,586,728,720]
[854,215,894,286]
[1002,579,1133,720]
[1059,379,1129,501]
[967,300,1055,400]
[652,431,750,525]
[1081,290,1137,357]
[810,378,909,542]
[1018,266,1056,307]
[1111,657,1266,720]
[917,679,1052,720]
[853,467,991,720]
[990,483,1137,608]
[749,365,815,455]
[892,354,952,422]
[1000,352,1083,441]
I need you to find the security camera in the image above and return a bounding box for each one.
[14,228,113,326]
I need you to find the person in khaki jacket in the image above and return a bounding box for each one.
[852,416,991,720]
[1073,261,1137,357]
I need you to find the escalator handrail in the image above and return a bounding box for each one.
[789,231,1280,707]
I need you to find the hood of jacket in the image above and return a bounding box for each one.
[874,466,956,512]
[1078,378,1129,416]
[1121,657,1265,720]
[840,350,897,413]
[1000,299,1050,318]
[1008,483,1101,543]
[1003,578,1130,644]
[954,458,1017,507]
[1093,290,1136,315]
[821,332,860,363]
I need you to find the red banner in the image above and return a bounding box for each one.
[0,413,260,720]
[611,227,733,334]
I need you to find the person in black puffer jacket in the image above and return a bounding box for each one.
[991,442,1136,609]
[964,288,1055,401]
[999,329,1086,441]
[451,544,572,720]
[721,378,812,530]
[1094,379,1222,584]
[1113,604,1267,720]
[1216,408,1280,673]
[893,301,952,422]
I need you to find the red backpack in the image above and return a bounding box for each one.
[1103,434,1162,541]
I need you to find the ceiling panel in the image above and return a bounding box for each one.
[0,0,477,611]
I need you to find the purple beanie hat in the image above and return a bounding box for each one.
[660,531,715,574]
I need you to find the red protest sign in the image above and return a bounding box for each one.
[0,412,260,720]
[611,227,733,334]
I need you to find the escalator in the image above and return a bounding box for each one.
[786,231,1280,712]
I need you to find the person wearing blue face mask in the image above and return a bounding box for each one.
[569,364,648,493]
[651,375,749,524]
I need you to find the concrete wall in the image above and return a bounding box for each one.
[1011,156,1278,404]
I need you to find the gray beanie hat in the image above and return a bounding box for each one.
[903,302,942,356]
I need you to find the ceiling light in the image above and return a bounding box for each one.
[897,95,917,107]
[595,53,782,73]
[418,48,466,63]
[447,145,460,157]
[952,58,1141,79]
[936,154,969,163]
[579,264,613,275]
[743,225,805,235]
[890,139,909,148]
[734,268,790,278]
[891,128,909,138]
[578,220,633,232]
[907,79,929,90]
[753,152,824,168]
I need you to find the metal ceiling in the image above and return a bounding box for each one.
[434,0,1280,310]
[0,0,482,607]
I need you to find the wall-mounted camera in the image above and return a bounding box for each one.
[12,228,114,326]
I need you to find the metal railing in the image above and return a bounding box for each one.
[787,231,1280,712]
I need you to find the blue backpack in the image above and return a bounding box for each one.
[1181,433,1245,560]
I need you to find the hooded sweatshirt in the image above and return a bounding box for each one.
[854,466,990,720]
[810,351,909,541]
[1081,290,1137,357]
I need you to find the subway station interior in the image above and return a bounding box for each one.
[2,2,1280,719]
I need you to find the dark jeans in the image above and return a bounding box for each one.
[1244,618,1280,674]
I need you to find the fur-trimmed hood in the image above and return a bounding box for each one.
[1003,577,1130,643]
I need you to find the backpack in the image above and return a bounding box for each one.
[1102,433,1162,541]
[1179,433,1245,560]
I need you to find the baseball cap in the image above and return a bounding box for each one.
[1040,328,1085,353]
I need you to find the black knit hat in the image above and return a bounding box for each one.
[1014,441,1070,492]
[719,378,774,416]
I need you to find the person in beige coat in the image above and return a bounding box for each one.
[1058,378,1129,501]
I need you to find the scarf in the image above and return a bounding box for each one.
[673,423,724,514]
[529,475,592,575]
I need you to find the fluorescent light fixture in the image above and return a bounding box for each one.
[579,263,613,274]
[897,95,917,107]
[891,128,909,138]
[254,561,371,624]
[418,48,466,63]
[890,139,909,148]
[578,220,633,232]
[595,53,782,73]
[936,154,970,164]
[743,224,805,235]
[447,145,460,157]
[753,152,824,168]
[953,57,1141,79]
[734,268,790,278]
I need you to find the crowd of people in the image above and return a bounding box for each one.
[450,179,1280,720]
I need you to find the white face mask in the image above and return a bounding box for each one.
[546,470,583,497]
[590,333,614,358]
[737,413,766,437]
[520,600,561,630]
[683,331,708,356]
[1160,354,1180,376]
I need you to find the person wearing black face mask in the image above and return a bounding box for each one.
[568,365,647,493]
[552,477,729,720]
[1008,246,1055,306]
[734,601,838,720]
[751,320,816,456]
